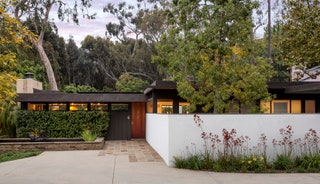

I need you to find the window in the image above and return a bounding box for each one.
[179,102,190,114]
[261,100,303,114]
[157,99,173,114]
[91,103,108,111]
[70,103,88,111]
[49,103,67,111]
[273,101,289,113]
[27,103,46,111]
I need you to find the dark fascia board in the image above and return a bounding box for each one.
[284,82,320,94]
[144,80,177,94]
[16,92,147,103]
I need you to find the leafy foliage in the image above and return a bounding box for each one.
[12,0,95,90]
[0,1,35,105]
[81,129,98,142]
[174,115,320,173]
[0,103,17,137]
[155,0,273,113]
[279,0,320,79]
[62,84,97,93]
[116,73,149,92]
[16,111,109,138]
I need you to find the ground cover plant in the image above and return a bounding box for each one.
[174,115,320,173]
[0,151,43,163]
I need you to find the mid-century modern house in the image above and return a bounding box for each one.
[16,75,320,140]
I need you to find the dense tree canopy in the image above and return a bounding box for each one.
[12,0,95,90]
[279,0,320,80]
[116,73,149,92]
[154,0,273,113]
[0,0,35,105]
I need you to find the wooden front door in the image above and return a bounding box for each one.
[131,102,146,139]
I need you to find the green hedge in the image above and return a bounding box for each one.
[16,111,109,138]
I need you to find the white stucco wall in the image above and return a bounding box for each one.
[146,114,320,166]
[146,114,170,164]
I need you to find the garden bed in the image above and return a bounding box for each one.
[0,138,105,153]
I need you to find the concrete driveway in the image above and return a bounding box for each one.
[0,140,319,184]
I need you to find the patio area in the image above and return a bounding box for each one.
[98,140,163,163]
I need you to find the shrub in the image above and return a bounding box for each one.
[273,154,294,171]
[240,155,267,173]
[81,129,98,142]
[295,155,320,172]
[16,111,109,138]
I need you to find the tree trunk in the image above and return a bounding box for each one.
[33,31,58,91]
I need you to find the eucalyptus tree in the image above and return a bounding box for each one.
[103,0,167,81]
[12,0,95,90]
[154,0,274,113]
[80,35,117,89]
[279,0,320,80]
[65,37,79,84]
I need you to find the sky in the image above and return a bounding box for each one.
[54,0,279,47]
[54,0,126,46]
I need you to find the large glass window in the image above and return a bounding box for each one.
[273,100,289,113]
[157,99,173,114]
[70,103,88,111]
[179,102,190,114]
[91,103,108,111]
[49,103,67,111]
[27,103,46,111]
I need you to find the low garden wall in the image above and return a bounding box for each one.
[146,114,320,166]
[0,138,105,153]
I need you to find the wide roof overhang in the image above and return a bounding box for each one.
[267,82,320,94]
[16,91,147,103]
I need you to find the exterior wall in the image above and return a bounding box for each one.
[16,78,43,94]
[146,114,170,163]
[146,113,320,166]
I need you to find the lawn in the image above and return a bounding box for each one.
[0,151,43,163]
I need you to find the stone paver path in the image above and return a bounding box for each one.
[98,140,163,162]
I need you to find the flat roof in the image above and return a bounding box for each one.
[16,91,147,103]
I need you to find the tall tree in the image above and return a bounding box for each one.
[65,37,79,84]
[154,0,273,113]
[12,0,95,90]
[279,0,320,79]
[103,0,167,82]
[81,35,117,89]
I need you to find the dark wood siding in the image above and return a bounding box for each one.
[106,111,131,140]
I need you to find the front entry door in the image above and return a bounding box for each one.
[106,104,131,140]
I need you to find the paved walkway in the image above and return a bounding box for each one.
[98,140,163,162]
[0,140,319,184]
